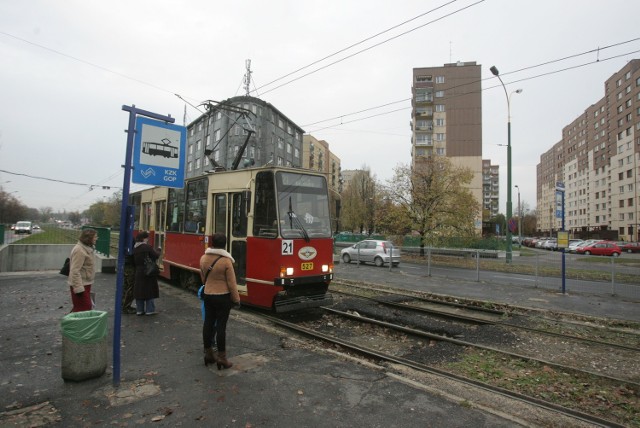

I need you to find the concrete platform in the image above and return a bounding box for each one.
[0,271,521,427]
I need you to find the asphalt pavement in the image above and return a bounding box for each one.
[0,270,522,427]
[0,265,638,427]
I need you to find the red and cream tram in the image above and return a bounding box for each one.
[130,166,334,312]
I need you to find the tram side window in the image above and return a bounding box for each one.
[141,203,151,230]
[214,194,226,234]
[167,188,184,232]
[252,171,278,238]
[232,193,247,237]
[231,240,246,285]
[185,179,208,234]
[129,193,141,230]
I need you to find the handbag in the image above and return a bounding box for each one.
[60,258,70,276]
[144,255,160,277]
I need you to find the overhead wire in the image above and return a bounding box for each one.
[253,0,460,93]
[258,0,486,96]
[304,42,640,133]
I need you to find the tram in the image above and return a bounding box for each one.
[130,166,334,312]
[142,138,179,158]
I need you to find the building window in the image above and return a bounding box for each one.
[435,104,445,112]
[198,122,203,131]
[187,161,192,172]
[294,148,299,158]
[435,90,444,98]
[196,139,201,151]
[195,158,201,169]
[436,76,445,83]
[416,75,433,82]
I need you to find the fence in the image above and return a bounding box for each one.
[407,246,640,300]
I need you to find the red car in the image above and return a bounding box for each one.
[576,241,622,257]
[621,242,640,253]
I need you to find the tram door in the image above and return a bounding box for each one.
[154,200,166,263]
[212,193,248,289]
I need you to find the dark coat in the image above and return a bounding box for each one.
[133,243,160,300]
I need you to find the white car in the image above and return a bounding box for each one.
[567,239,584,253]
[341,240,401,267]
[14,221,32,234]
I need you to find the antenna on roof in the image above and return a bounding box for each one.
[243,59,252,96]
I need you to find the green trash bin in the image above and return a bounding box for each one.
[60,310,108,381]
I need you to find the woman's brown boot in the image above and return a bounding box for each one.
[215,351,233,370]
[204,347,215,366]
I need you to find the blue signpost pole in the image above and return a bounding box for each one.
[561,190,566,294]
[114,105,174,387]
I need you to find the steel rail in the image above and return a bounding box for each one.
[256,311,625,428]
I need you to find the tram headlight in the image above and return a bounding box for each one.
[322,264,332,273]
[280,266,294,277]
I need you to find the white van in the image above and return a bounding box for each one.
[14,221,32,234]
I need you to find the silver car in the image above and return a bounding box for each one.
[340,240,400,267]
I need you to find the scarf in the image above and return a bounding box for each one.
[204,247,235,263]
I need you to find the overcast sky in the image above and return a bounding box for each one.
[1,0,639,216]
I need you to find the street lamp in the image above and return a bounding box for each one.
[490,65,522,263]
[515,184,522,247]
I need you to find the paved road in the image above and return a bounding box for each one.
[333,260,640,322]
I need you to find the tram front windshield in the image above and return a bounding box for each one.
[276,172,332,239]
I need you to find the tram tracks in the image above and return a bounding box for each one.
[249,310,631,427]
[241,281,640,426]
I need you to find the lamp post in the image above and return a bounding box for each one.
[490,65,521,263]
[515,184,522,247]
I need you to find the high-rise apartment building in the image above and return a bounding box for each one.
[537,59,640,241]
[302,134,343,195]
[411,62,484,231]
[482,159,500,219]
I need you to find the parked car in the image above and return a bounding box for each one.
[535,239,549,249]
[543,239,558,251]
[621,242,640,253]
[32,224,41,230]
[567,239,584,253]
[10,224,16,230]
[341,240,400,267]
[14,221,32,234]
[575,241,621,257]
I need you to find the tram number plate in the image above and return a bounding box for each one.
[301,262,313,271]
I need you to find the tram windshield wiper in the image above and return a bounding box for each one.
[287,197,310,242]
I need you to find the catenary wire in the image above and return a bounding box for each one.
[258,0,486,96]
[252,0,459,93]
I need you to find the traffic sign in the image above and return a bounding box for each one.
[132,117,186,188]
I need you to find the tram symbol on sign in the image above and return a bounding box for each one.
[142,138,179,159]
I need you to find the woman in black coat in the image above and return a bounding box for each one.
[133,231,160,315]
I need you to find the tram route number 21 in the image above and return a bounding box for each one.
[282,240,294,255]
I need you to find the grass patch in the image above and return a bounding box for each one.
[12,226,78,244]
[446,349,640,426]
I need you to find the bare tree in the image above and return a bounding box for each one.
[384,158,479,255]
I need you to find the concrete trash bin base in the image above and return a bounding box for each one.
[60,310,108,382]
[61,336,108,381]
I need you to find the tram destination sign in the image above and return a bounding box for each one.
[132,117,186,188]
